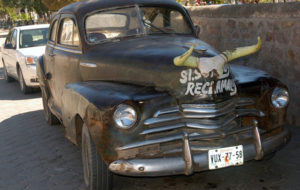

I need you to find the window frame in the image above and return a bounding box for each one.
[57,14,81,51]
[48,14,61,45]
[10,29,18,49]
[49,20,58,43]
[4,30,13,48]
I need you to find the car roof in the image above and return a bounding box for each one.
[58,0,182,17]
[15,24,50,30]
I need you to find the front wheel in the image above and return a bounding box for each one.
[18,67,32,94]
[41,89,60,125]
[3,62,14,82]
[82,124,113,190]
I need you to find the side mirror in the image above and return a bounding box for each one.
[5,43,13,49]
[194,25,200,37]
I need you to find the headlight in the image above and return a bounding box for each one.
[271,87,289,108]
[113,104,137,129]
[25,56,37,65]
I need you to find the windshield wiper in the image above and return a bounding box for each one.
[142,19,168,34]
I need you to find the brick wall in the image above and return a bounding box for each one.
[186,3,300,125]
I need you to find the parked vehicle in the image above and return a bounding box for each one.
[37,0,290,190]
[2,24,49,93]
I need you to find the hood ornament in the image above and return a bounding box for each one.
[174,37,262,78]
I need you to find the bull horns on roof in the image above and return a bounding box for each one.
[174,37,262,77]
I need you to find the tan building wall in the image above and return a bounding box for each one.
[186,3,300,125]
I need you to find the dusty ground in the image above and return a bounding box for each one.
[0,30,299,190]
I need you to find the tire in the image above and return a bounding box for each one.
[18,67,32,94]
[82,124,113,190]
[41,89,60,125]
[3,62,14,82]
[262,151,276,161]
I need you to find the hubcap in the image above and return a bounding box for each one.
[19,70,24,91]
[3,65,8,80]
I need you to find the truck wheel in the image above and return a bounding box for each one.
[82,124,113,190]
[3,62,14,82]
[18,67,32,94]
[41,90,60,125]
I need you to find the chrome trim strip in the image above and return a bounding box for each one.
[47,43,55,48]
[236,109,265,117]
[236,98,255,107]
[120,126,252,150]
[117,134,183,150]
[80,62,97,68]
[181,99,233,109]
[140,123,185,135]
[253,120,264,160]
[183,132,193,175]
[154,107,179,117]
[55,45,82,54]
[140,121,227,135]
[144,115,182,125]
[47,43,82,54]
[183,106,235,118]
[182,101,234,114]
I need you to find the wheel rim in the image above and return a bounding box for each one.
[82,137,90,186]
[19,70,25,91]
[3,64,8,80]
[42,92,50,121]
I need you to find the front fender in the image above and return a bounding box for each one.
[62,81,167,163]
[37,56,50,98]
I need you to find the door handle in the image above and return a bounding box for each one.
[48,52,56,57]
[45,72,52,80]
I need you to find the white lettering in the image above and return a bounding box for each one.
[180,70,188,84]
[201,82,210,94]
[185,82,195,95]
[194,82,203,95]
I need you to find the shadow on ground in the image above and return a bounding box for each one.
[0,110,86,190]
[0,67,41,100]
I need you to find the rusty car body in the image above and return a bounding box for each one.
[37,0,290,189]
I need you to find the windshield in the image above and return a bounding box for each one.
[85,6,193,43]
[19,28,49,48]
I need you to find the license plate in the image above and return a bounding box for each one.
[208,145,244,170]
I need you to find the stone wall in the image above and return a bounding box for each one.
[186,3,300,125]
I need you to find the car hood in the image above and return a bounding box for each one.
[18,46,46,57]
[80,35,236,101]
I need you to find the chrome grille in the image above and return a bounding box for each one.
[118,98,264,151]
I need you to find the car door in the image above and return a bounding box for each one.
[2,29,17,78]
[49,14,82,111]
[9,29,19,78]
[2,30,13,75]
[45,14,60,108]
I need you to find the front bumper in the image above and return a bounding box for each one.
[109,126,290,177]
[21,64,39,87]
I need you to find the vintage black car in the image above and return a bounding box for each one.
[37,0,290,190]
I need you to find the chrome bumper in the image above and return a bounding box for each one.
[109,126,290,177]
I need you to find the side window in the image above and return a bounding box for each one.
[49,20,58,42]
[58,18,79,46]
[152,13,164,28]
[5,31,13,47]
[11,30,17,48]
[170,11,190,34]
